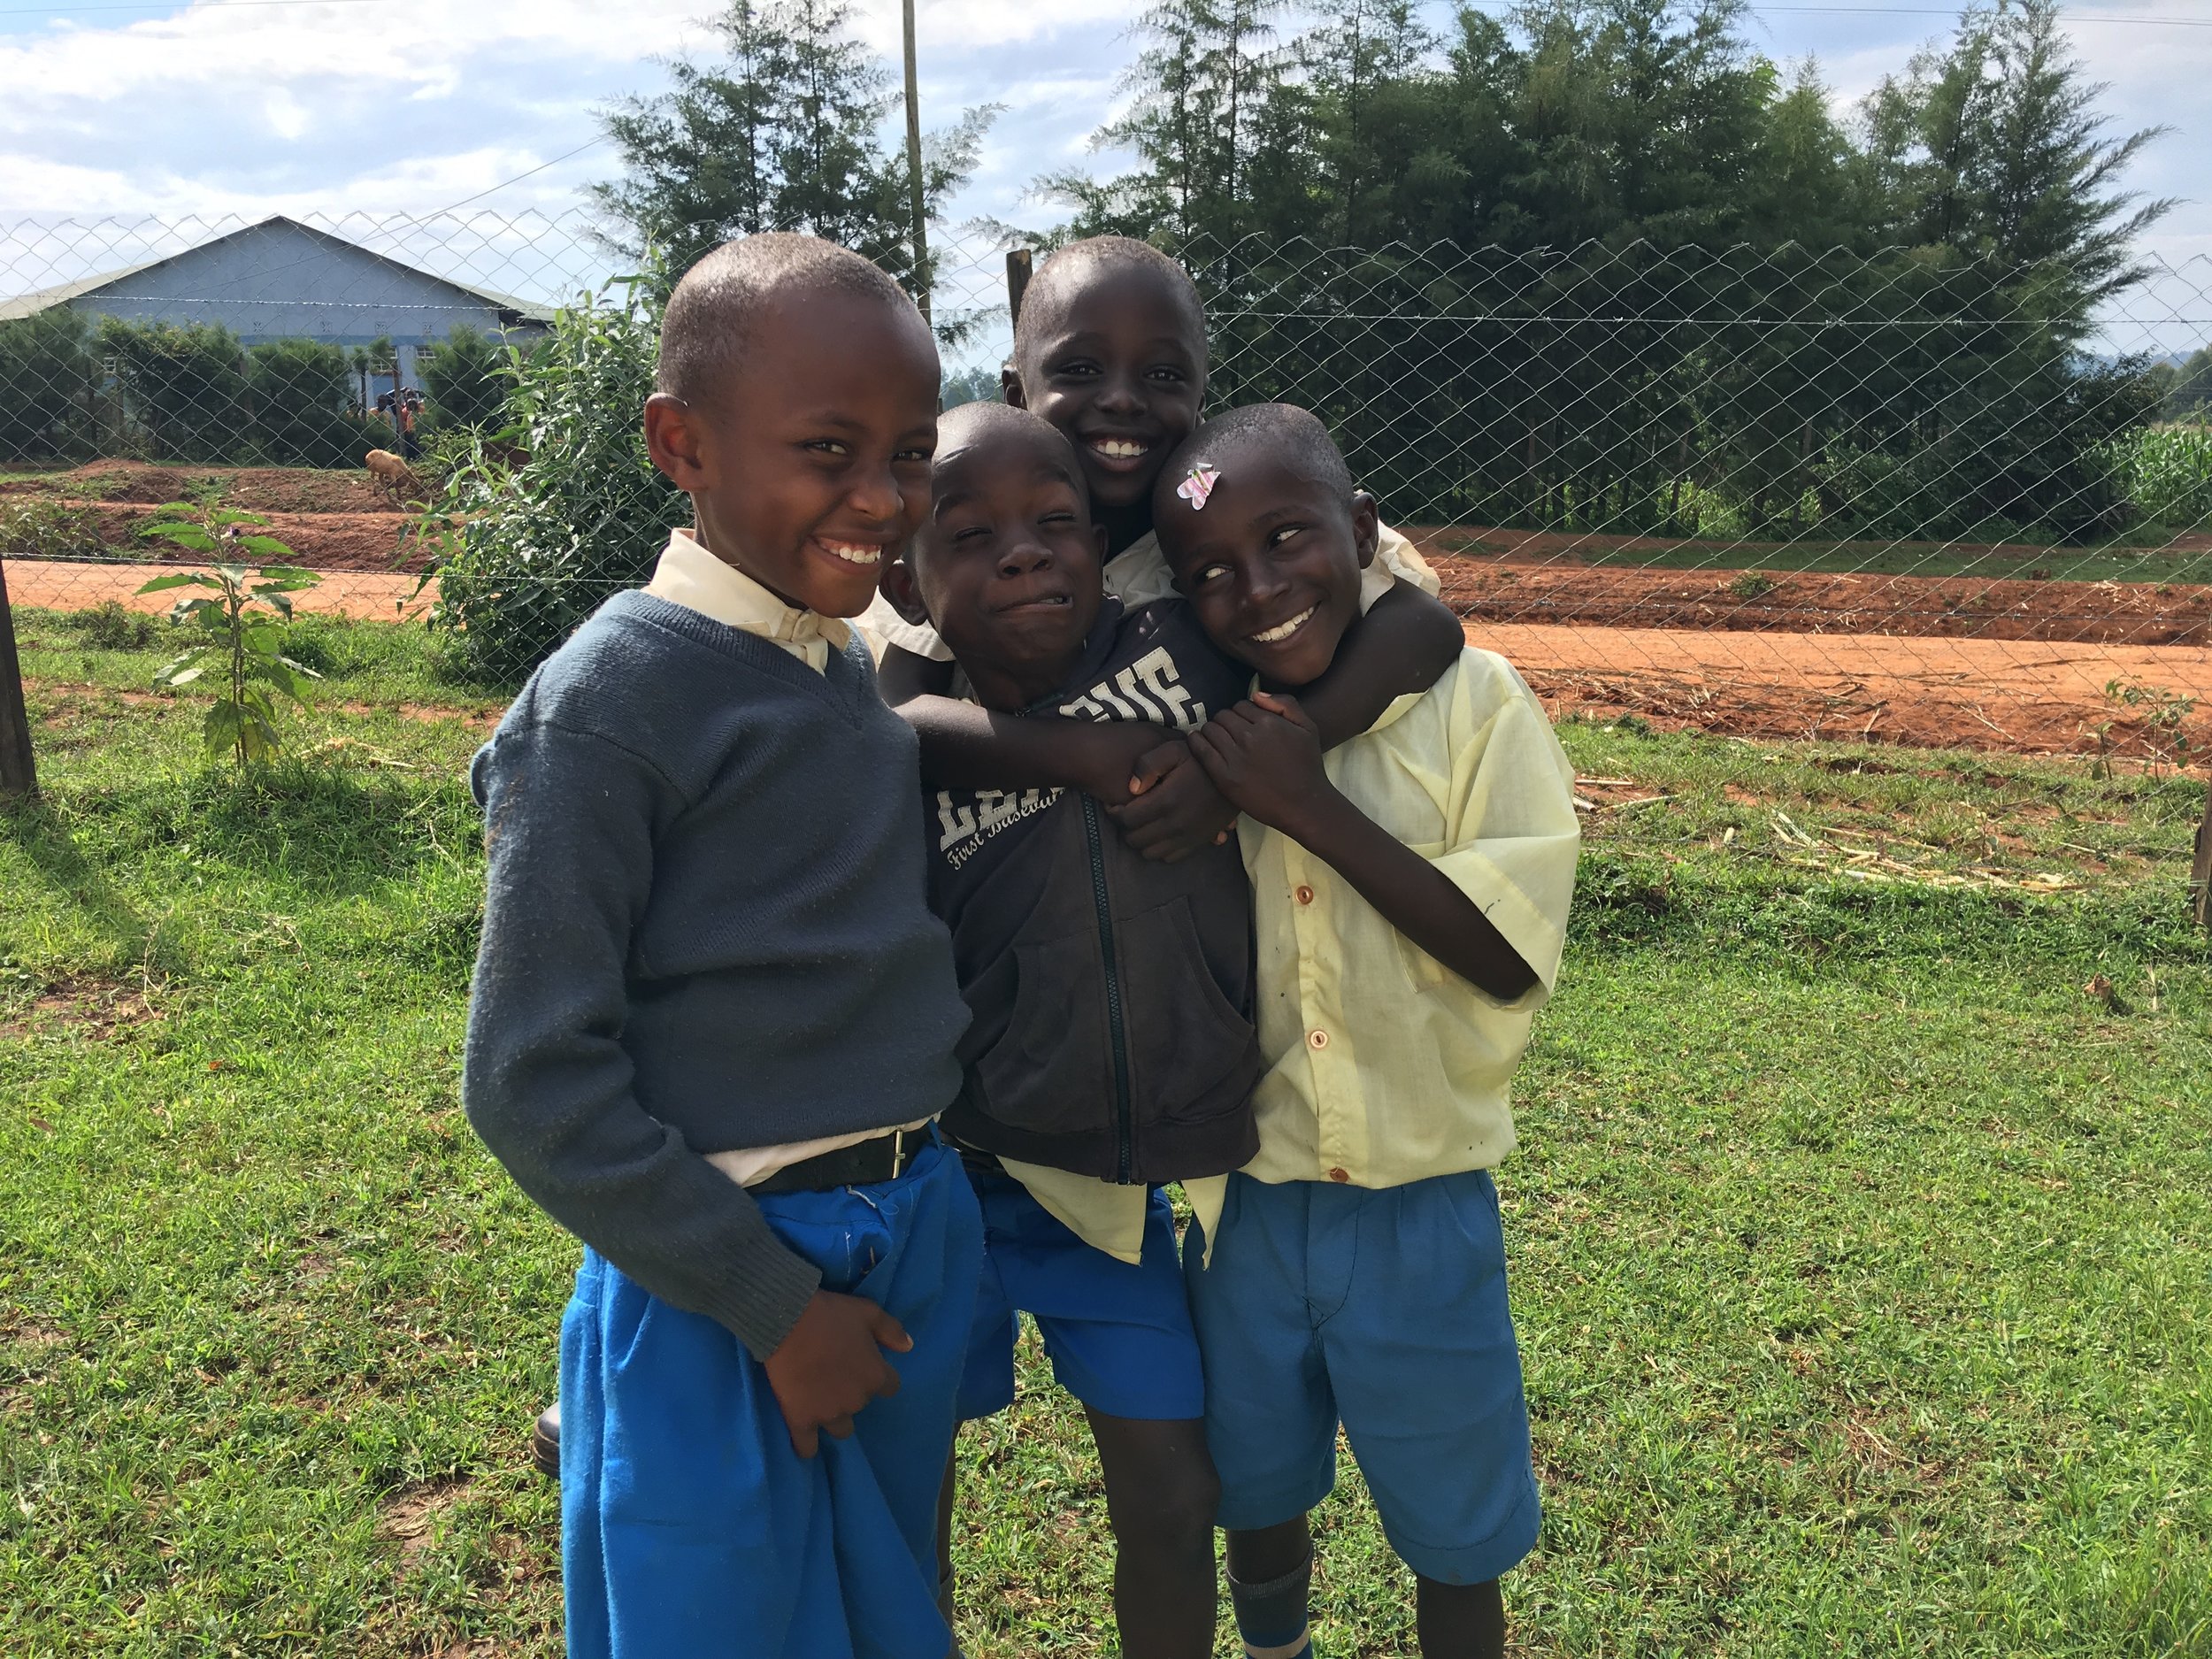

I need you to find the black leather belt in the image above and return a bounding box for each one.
[751,1125,929,1194]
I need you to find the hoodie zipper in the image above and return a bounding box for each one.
[1079,795,1136,1182]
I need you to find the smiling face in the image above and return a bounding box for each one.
[901,410,1106,711]
[1156,449,1379,689]
[643,285,941,618]
[1007,262,1206,548]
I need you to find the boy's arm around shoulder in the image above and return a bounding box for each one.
[1188,654,1580,1001]
[464,714,820,1363]
[1295,579,1463,749]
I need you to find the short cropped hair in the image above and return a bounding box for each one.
[657,233,922,403]
[935,399,1083,476]
[1012,235,1207,366]
[1157,403,1355,507]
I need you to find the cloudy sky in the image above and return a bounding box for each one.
[1,0,2206,343]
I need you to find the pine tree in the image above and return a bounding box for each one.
[591,0,991,298]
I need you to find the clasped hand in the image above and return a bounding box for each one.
[1185,692,1333,836]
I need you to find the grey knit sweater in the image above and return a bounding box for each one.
[463,590,970,1359]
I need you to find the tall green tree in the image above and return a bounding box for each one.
[592,0,993,302]
[1047,0,1290,243]
[1857,0,2170,307]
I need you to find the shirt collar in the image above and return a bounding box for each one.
[646,528,854,654]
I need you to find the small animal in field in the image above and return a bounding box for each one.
[365,448,424,503]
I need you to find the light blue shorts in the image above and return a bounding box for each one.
[958,1166,1205,1423]
[559,1137,980,1659]
[1185,1167,1540,1585]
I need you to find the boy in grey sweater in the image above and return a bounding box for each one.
[463,234,977,1659]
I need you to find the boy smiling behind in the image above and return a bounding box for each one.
[464,235,978,1659]
[887,402,1259,1659]
[1155,406,1581,1659]
[877,237,1464,861]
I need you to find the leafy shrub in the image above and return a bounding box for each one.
[97,318,250,463]
[0,309,94,461]
[67,599,160,649]
[419,326,514,433]
[1727,572,1776,599]
[0,497,105,559]
[423,274,683,685]
[245,338,380,468]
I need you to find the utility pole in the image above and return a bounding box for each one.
[0,553,37,801]
[1006,248,1033,330]
[902,0,931,326]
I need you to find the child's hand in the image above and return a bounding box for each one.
[762,1289,912,1458]
[1188,693,1333,838]
[1107,740,1239,863]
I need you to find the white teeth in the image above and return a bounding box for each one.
[1092,439,1148,459]
[1251,606,1316,644]
[822,541,881,565]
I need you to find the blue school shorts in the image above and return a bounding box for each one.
[956,1165,1205,1423]
[558,1135,981,1659]
[1184,1167,1540,1585]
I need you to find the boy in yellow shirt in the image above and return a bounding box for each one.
[1155,404,1582,1659]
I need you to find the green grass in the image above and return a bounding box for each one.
[1431,533,2212,586]
[4,622,2209,1656]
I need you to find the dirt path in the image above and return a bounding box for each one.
[1489,621,2212,756]
[1434,558,2212,647]
[10,558,2208,758]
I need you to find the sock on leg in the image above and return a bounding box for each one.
[1227,1550,1315,1659]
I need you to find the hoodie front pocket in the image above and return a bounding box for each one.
[972,929,1116,1135]
[1118,896,1263,1125]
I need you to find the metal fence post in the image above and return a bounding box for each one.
[2191,775,2212,930]
[0,553,37,801]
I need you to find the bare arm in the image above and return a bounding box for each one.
[1296,583,1463,748]
[899,695,1164,802]
[1109,583,1463,859]
[1187,695,1536,1001]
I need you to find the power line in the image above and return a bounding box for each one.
[420,137,611,217]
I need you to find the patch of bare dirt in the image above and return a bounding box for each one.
[1433,555,2212,647]
[377,1477,474,1561]
[0,973,163,1041]
[0,460,402,514]
[1481,621,2212,758]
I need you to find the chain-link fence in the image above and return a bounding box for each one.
[4,211,2209,759]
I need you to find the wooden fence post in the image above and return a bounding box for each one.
[2190,773,2211,930]
[1006,249,1033,333]
[0,552,37,802]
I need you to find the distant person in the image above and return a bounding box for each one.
[1158,404,1582,1659]
[398,389,421,461]
[461,234,977,1659]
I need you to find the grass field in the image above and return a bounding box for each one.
[4,612,2209,1657]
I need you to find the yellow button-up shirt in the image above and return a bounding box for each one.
[1189,648,1579,1249]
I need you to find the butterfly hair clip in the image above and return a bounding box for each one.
[1176,463,1220,511]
